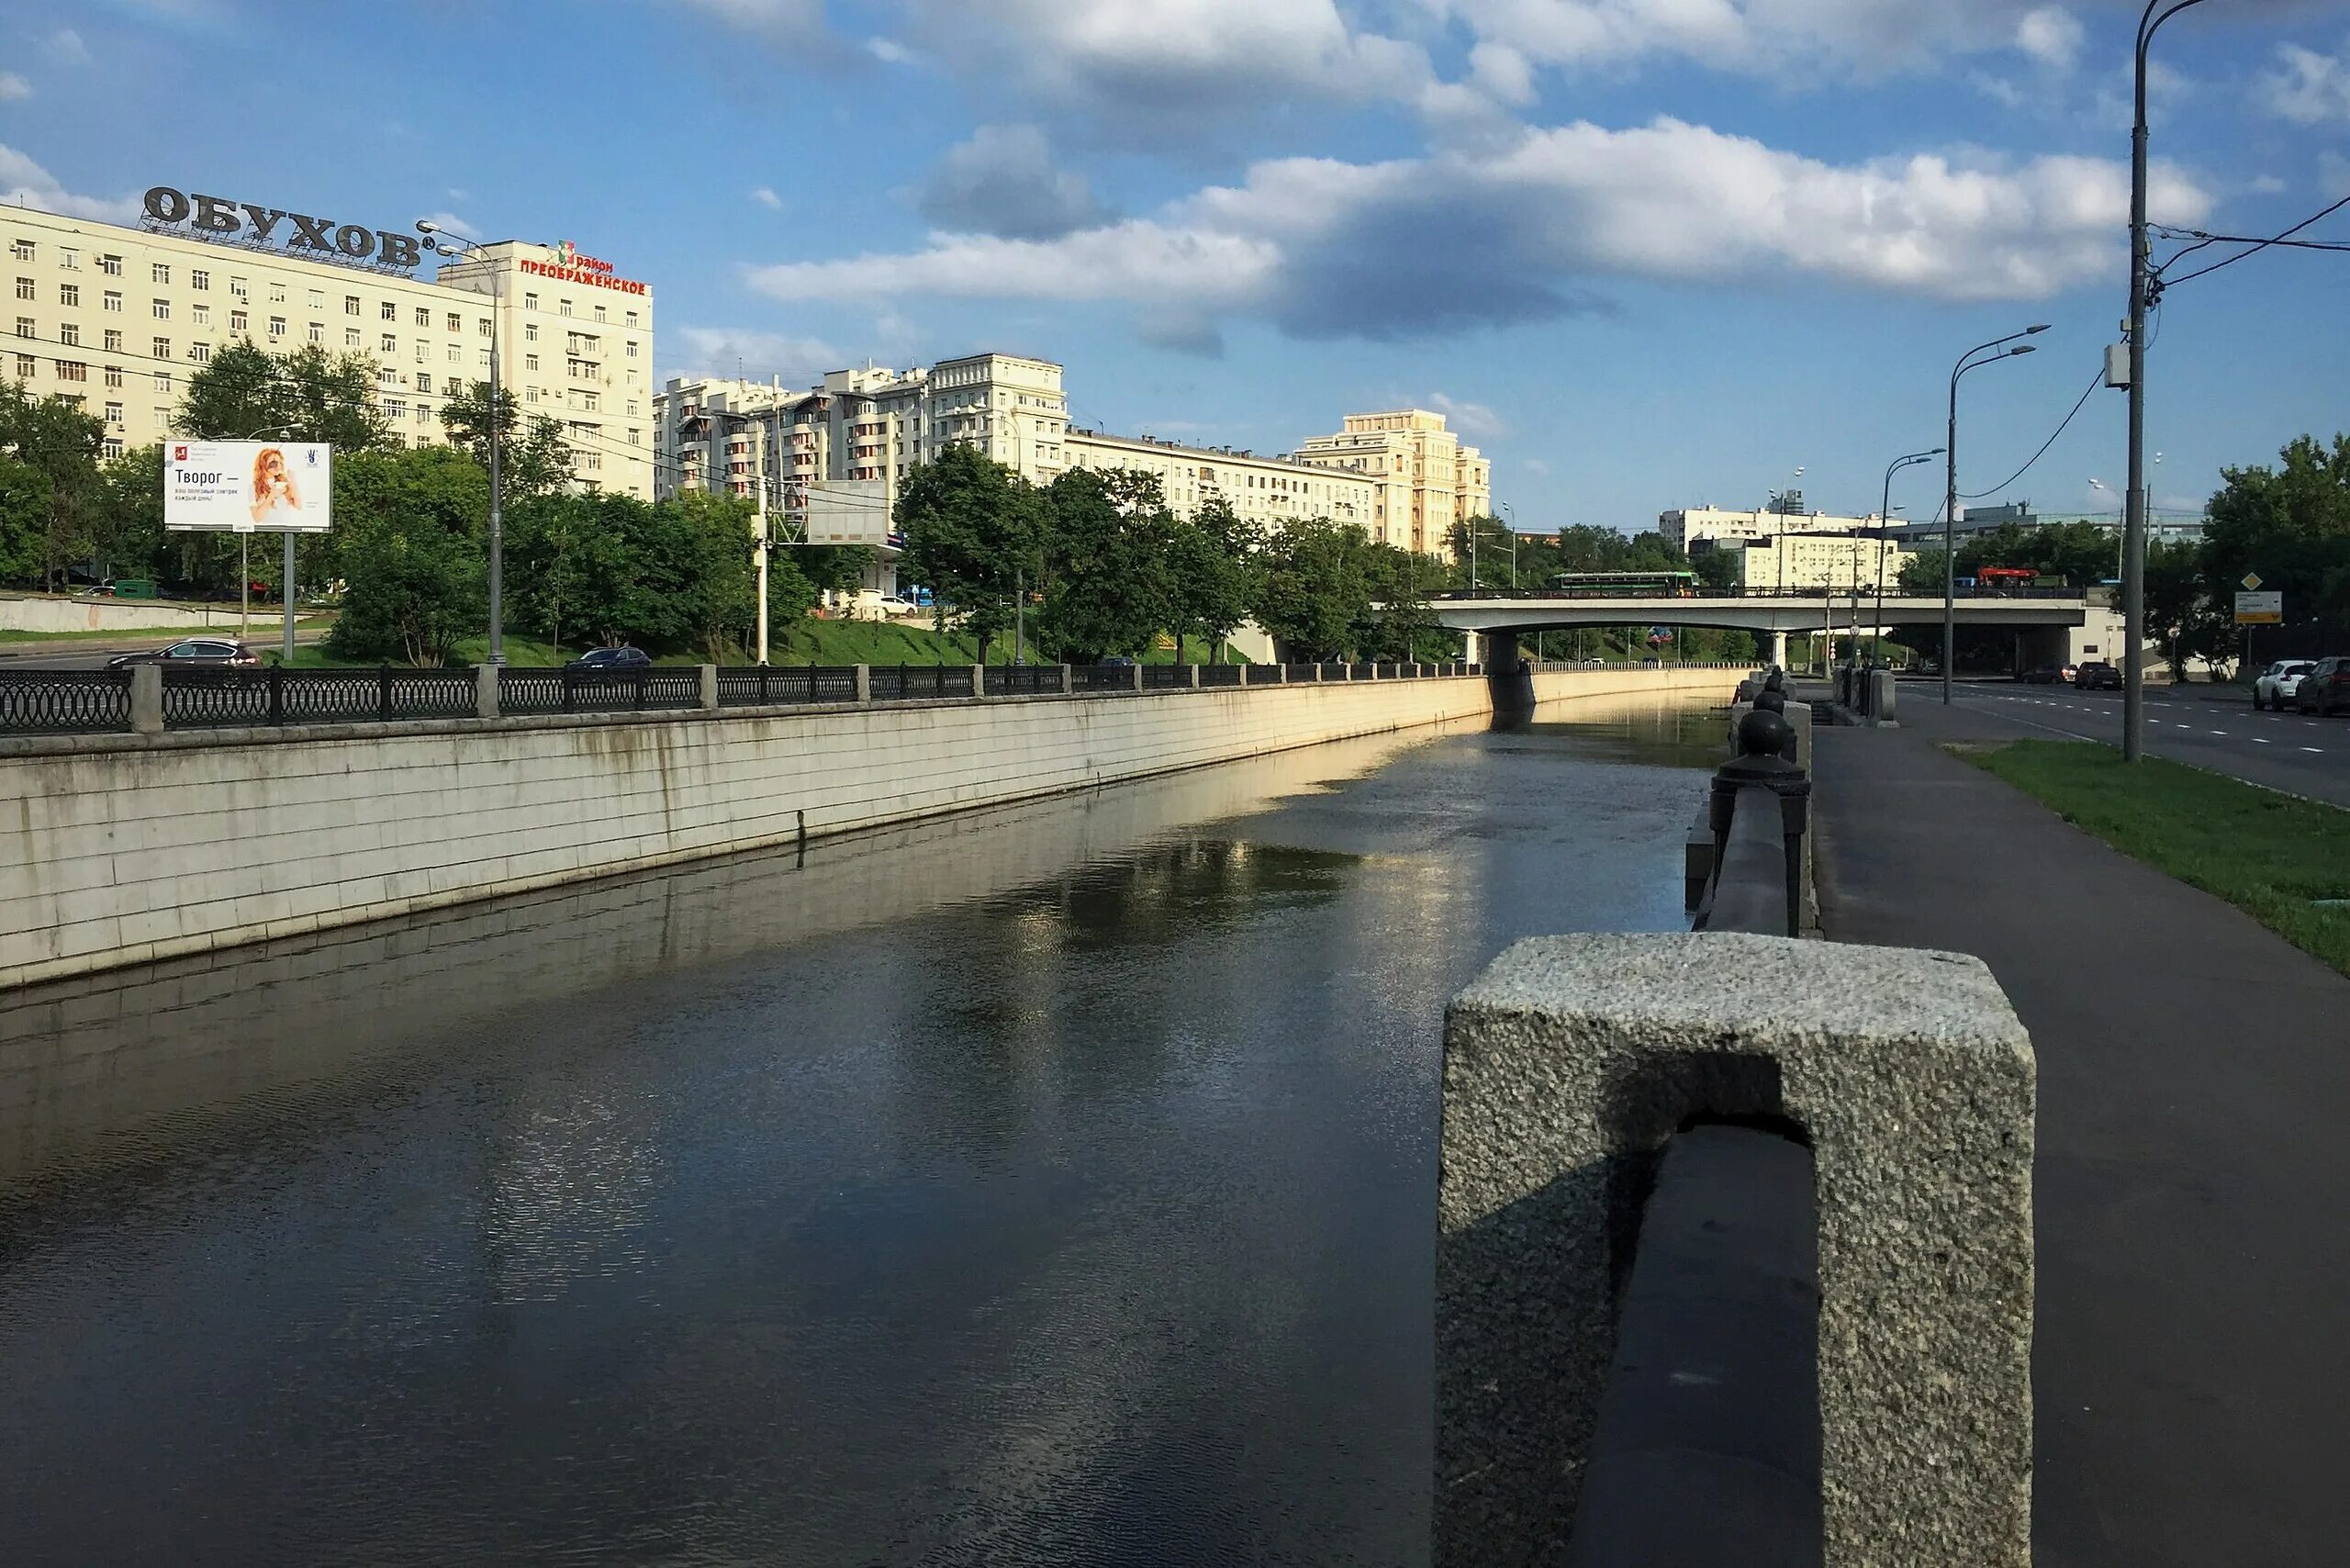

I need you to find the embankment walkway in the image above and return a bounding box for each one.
[1811,699,2350,1567]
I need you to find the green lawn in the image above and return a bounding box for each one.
[285,620,1241,669]
[1962,739,2350,977]
[0,617,333,644]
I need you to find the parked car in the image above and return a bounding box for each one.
[2074,661,2122,690]
[2294,655,2350,716]
[106,637,261,669]
[565,646,652,672]
[2020,665,2062,684]
[2254,659,2317,711]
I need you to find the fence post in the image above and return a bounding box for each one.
[267,664,285,725]
[1059,664,1074,694]
[1130,662,1146,693]
[130,664,163,734]
[377,665,393,722]
[699,664,720,711]
[475,665,499,721]
[562,666,576,713]
[854,663,872,702]
[971,662,987,699]
[1186,664,1202,689]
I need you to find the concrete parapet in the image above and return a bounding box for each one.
[129,664,162,735]
[1732,698,1812,771]
[1438,932,2033,1568]
[475,664,499,722]
[699,665,720,711]
[971,662,988,699]
[854,664,872,702]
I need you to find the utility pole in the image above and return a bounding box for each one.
[1945,329,2046,702]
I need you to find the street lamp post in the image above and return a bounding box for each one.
[2125,1,2215,759]
[687,406,776,665]
[1877,447,1942,665]
[1497,499,1519,589]
[1944,330,2047,703]
[419,222,505,666]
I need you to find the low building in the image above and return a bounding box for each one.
[1290,409,1490,556]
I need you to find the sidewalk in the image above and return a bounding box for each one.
[1811,704,2350,1568]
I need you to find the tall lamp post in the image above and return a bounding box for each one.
[2125,0,2214,758]
[1497,499,1519,589]
[1877,447,1942,664]
[1944,328,2047,703]
[418,222,504,666]
[684,405,776,665]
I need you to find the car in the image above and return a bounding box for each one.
[2294,655,2350,716]
[2020,665,2062,684]
[2254,659,2317,711]
[565,646,652,671]
[106,637,261,669]
[2074,661,2122,690]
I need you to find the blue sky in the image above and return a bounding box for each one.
[4,0,2348,531]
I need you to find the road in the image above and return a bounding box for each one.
[0,631,326,669]
[1923,680,2350,807]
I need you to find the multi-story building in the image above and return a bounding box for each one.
[1660,505,1889,551]
[1289,409,1491,556]
[1059,430,1376,532]
[1725,530,1908,594]
[1,195,655,498]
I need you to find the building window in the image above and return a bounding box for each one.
[593,304,607,323]
[103,289,121,313]
[446,344,460,364]
[104,364,122,386]
[625,400,637,417]
[625,311,638,329]
[386,398,407,420]
[188,342,210,364]
[379,300,395,321]
[523,292,538,309]
[308,321,323,342]
[444,311,460,333]
[57,360,85,382]
[269,282,285,303]
[102,437,123,458]
[477,318,491,337]
[7,240,29,262]
[11,276,28,301]
[100,253,121,276]
[414,342,426,363]
[377,366,397,387]
[58,283,78,307]
[58,247,77,271]
[269,316,285,338]
[525,353,539,371]
[192,303,211,327]
[13,353,33,378]
[58,323,78,347]
[344,296,361,316]
[558,299,573,317]
[11,316,30,338]
[478,349,489,368]
[415,307,431,327]
[153,370,172,392]
[416,373,432,393]
[103,329,121,352]
[526,386,539,403]
[103,399,123,425]
[381,333,397,353]
[151,298,170,319]
[229,276,248,299]
[190,269,208,291]
[308,289,323,308]
[229,309,248,333]
[346,328,362,348]
[524,323,537,342]
[418,404,432,423]
[628,428,640,445]
[151,336,170,358]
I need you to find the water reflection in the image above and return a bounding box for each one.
[0,688,1726,1568]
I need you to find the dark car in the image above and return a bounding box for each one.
[2020,665,2062,684]
[106,637,262,669]
[2295,655,2350,716]
[565,646,652,671]
[2074,661,2121,690]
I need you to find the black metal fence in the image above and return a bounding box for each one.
[0,657,1495,738]
[0,669,131,734]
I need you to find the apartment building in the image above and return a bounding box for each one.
[1059,429,1375,531]
[1,195,654,498]
[1659,505,1887,551]
[1724,530,1908,594]
[1289,409,1492,556]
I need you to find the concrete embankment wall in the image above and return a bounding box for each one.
[2,665,1731,989]
[0,594,245,634]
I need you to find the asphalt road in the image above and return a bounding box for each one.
[1927,680,2350,807]
[0,632,325,670]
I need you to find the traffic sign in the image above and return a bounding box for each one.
[2234,590,2282,625]
[2241,572,2263,591]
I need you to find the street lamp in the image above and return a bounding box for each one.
[2090,478,2126,581]
[681,404,777,665]
[418,220,505,666]
[1944,328,2048,703]
[2125,1,2214,759]
[1497,499,1519,589]
[1877,447,1942,664]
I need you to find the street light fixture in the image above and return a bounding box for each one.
[1497,499,1519,590]
[418,219,505,666]
[2124,0,2216,760]
[1944,328,2047,704]
[1875,446,1942,665]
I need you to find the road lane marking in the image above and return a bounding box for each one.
[2304,746,2325,754]
[2210,730,2228,735]
[2255,738,2271,745]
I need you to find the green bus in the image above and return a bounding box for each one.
[1542,570,1698,597]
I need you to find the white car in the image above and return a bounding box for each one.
[2255,659,2317,711]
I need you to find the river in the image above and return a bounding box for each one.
[0,689,1723,1567]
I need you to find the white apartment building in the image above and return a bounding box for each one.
[2,194,654,498]
[1726,530,1908,594]
[1290,409,1492,557]
[1060,430,1376,532]
[1660,506,1885,551]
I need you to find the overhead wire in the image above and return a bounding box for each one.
[1959,369,2103,499]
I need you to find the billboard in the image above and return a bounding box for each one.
[165,442,333,532]
[802,479,892,547]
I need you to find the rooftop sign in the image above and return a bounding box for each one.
[141,186,423,272]
[521,240,647,296]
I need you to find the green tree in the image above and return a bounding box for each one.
[662,490,764,658]
[1899,548,1947,596]
[505,495,633,655]
[89,444,166,584]
[328,510,486,666]
[799,543,878,599]
[1035,467,1173,661]
[1354,541,1443,661]
[0,380,106,589]
[1256,518,1368,661]
[2203,433,2350,635]
[0,456,51,586]
[174,341,396,451]
[896,442,1040,664]
[2143,536,2224,681]
[1162,497,1262,663]
[439,380,574,500]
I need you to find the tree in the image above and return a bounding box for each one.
[799,543,878,598]
[1899,548,1946,596]
[328,510,486,666]
[2143,536,2224,681]
[1256,519,1369,661]
[1163,497,1261,663]
[505,495,633,656]
[175,341,396,451]
[0,456,50,586]
[1355,541,1442,662]
[1036,467,1173,661]
[439,381,573,500]
[89,445,166,585]
[2203,433,2350,642]
[0,380,106,588]
[896,442,1040,665]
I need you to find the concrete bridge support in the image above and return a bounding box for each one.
[1768,629,1790,668]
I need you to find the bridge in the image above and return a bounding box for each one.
[1430,588,2088,666]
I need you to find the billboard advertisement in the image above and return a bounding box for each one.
[165,442,333,532]
[802,478,891,547]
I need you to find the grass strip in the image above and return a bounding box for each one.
[1960,738,2350,977]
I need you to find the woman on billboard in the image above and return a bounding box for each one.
[249,446,302,524]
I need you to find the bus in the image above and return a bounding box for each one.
[1973,566,2038,596]
[1542,570,1698,598]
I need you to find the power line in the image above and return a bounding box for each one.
[2150,191,2350,299]
[1959,369,2102,499]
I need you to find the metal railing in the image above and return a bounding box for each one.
[984,664,1063,697]
[871,663,966,701]
[1198,664,1244,688]
[1435,584,2082,602]
[1693,706,1811,937]
[0,669,131,734]
[1141,663,1187,689]
[161,666,476,729]
[717,665,859,706]
[1073,664,1136,692]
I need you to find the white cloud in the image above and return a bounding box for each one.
[1971,72,2025,108]
[672,325,845,385]
[2250,173,2288,196]
[2322,151,2350,201]
[2260,39,2350,125]
[47,28,90,65]
[0,72,28,102]
[0,143,140,222]
[667,0,824,43]
[752,185,784,209]
[446,186,473,202]
[1523,457,1551,475]
[867,36,911,64]
[747,118,2213,337]
[917,124,1110,240]
[2014,7,2083,73]
[1429,393,1506,441]
[419,210,479,241]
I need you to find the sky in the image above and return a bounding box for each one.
[3,0,2348,532]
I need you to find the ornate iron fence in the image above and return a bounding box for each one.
[1198,664,1244,688]
[1283,664,1321,683]
[0,670,132,734]
[716,666,859,706]
[160,666,476,728]
[1074,664,1136,692]
[871,663,968,700]
[985,664,1063,696]
[1141,663,1188,689]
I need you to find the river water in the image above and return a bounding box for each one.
[0,690,1722,1567]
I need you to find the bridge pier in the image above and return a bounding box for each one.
[1768,630,1789,668]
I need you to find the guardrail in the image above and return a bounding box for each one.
[1434,585,2083,602]
[0,659,1491,739]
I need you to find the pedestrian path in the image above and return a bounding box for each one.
[1811,706,2350,1568]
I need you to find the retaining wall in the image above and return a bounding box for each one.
[0,595,246,634]
[4,666,1730,988]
